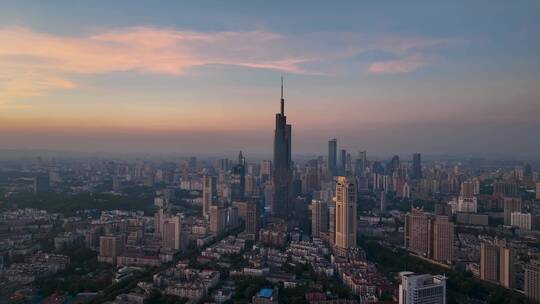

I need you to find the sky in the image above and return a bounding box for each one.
[0,1,539,157]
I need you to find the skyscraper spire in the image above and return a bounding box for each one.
[273,75,292,219]
[280,76,284,115]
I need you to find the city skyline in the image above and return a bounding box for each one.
[1,1,540,156]
[2,3,540,303]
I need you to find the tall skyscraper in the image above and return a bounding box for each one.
[398,272,446,304]
[311,200,328,238]
[328,139,337,175]
[339,149,347,174]
[273,77,292,218]
[202,174,216,219]
[231,151,246,202]
[412,153,422,180]
[335,176,357,253]
[525,260,540,302]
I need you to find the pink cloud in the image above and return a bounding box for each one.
[0,26,453,103]
[368,56,433,74]
[0,27,311,103]
[0,27,306,75]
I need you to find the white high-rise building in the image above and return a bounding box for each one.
[335,176,357,253]
[399,272,446,304]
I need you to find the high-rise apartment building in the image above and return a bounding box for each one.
[210,205,226,235]
[227,206,239,228]
[405,211,454,264]
[525,260,540,302]
[311,200,328,238]
[405,208,431,257]
[480,241,500,283]
[154,208,165,235]
[536,182,540,200]
[245,201,259,238]
[398,272,446,304]
[460,181,475,198]
[511,212,532,230]
[273,78,292,218]
[335,176,357,253]
[260,160,272,183]
[202,174,216,219]
[480,240,515,288]
[503,197,522,225]
[98,235,125,264]
[233,201,248,219]
[162,215,181,250]
[302,162,320,194]
[328,202,336,245]
[456,196,478,213]
[499,245,515,288]
[493,181,519,198]
[433,216,454,263]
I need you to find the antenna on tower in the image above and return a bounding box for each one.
[281,76,284,100]
[280,76,284,115]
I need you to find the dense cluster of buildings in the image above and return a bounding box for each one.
[1,81,539,303]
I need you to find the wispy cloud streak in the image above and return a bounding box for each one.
[368,55,434,74]
[0,27,312,102]
[0,26,453,103]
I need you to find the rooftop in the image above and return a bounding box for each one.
[257,288,274,298]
